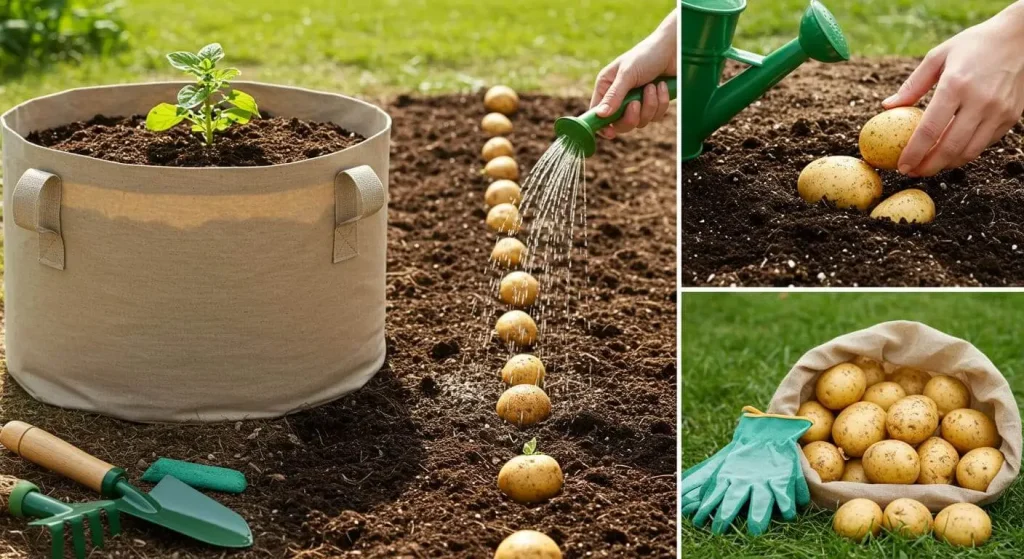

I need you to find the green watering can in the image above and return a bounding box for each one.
[681,0,850,160]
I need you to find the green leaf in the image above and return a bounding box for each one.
[222,107,252,125]
[214,118,232,132]
[166,51,202,72]
[225,89,259,116]
[522,438,539,455]
[214,68,240,81]
[191,123,205,133]
[198,43,225,63]
[146,103,186,131]
[176,85,209,108]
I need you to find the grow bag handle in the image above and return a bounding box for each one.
[12,169,64,270]
[334,165,386,263]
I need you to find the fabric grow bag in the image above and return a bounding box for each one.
[1,82,390,422]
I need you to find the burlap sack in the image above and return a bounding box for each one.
[1,82,391,422]
[768,320,1022,511]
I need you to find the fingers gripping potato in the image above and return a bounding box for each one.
[859,107,924,170]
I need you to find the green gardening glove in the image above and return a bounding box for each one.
[681,406,813,536]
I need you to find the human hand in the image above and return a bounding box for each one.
[883,2,1024,177]
[589,9,677,139]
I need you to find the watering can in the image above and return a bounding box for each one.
[681,0,850,160]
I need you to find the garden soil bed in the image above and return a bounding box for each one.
[683,58,1024,287]
[0,94,677,557]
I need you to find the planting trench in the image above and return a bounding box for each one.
[0,94,677,557]
[683,58,1024,287]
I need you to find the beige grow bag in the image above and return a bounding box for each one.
[1,82,390,422]
[768,321,1022,511]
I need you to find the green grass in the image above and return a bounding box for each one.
[735,0,1007,58]
[681,293,1024,558]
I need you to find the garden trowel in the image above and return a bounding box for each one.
[0,421,252,549]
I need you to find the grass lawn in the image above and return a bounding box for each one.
[681,292,1024,558]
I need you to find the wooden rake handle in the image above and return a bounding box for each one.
[0,422,115,494]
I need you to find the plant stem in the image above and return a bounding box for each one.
[203,97,214,145]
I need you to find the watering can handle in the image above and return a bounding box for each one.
[724,47,765,67]
[587,76,678,131]
[0,421,117,495]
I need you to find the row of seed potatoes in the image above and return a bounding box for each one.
[481,85,564,559]
[799,357,1001,547]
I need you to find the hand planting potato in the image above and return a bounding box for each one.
[852,356,886,386]
[485,155,520,180]
[933,503,991,547]
[917,437,960,485]
[501,354,546,386]
[858,107,924,170]
[863,440,920,484]
[482,112,514,137]
[833,401,887,458]
[882,498,933,538]
[497,438,563,504]
[797,400,835,444]
[484,85,519,115]
[482,137,514,162]
[833,498,883,541]
[494,530,562,559]
[956,447,1004,492]
[487,203,523,234]
[815,363,867,410]
[888,366,930,395]
[803,441,845,482]
[841,459,870,483]
[495,310,538,348]
[870,189,936,224]
[861,381,906,411]
[886,395,939,446]
[942,408,1000,454]
[922,375,970,418]
[491,238,527,268]
[496,384,551,426]
[485,179,522,208]
[797,156,883,211]
[499,271,539,307]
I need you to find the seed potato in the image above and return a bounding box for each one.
[942,408,1000,454]
[917,437,960,485]
[923,375,970,418]
[886,395,939,446]
[498,453,563,504]
[501,354,546,386]
[484,85,519,115]
[871,189,936,224]
[852,356,886,386]
[803,441,845,482]
[495,530,561,559]
[888,367,930,395]
[882,498,933,538]
[496,385,551,426]
[487,203,523,234]
[499,271,539,307]
[485,180,522,208]
[797,156,883,211]
[833,401,887,458]
[491,238,527,267]
[815,363,868,410]
[863,440,920,484]
[495,310,538,347]
[797,400,835,444]
[933,503,991,547]
[858,106,924,170]
[956,447,1004,492]
[482,136,515,161]
[485,155,520,180]
[841,459,870,483]
[482,112,514,136]
[861,381,906,411]
[833,498,883,541]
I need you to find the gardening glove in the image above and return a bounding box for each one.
[681,406,813,536]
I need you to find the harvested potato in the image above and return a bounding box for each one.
[815,363,868,410]
[495,310,538,347]
[863,440,920,484]
[861,381,906,411]
[942,408,1000,454]
[841,459,870,483]
[496,385,551,426]
[797,400,835,444]
[886,395,940,445]
[482,112,514,136]
[485,179,522,208]
[833,401,887,458]
[487,203,523,234]
[483,137,514,162]
[923,376,970,418]
[485,155,520,180]
[852,356,886,386]
[484,85,519,115]
[934,503,991,547]
[858,107,924,169]
[889,367,930,395]
[501,354,546,386]
[883,498,933,538]
[956,447,1004,492]
[833,498,883,541]
[498,439,563,503]
[871,189,936,224]
[491,238,527,267]
[917,437,960,485]
[495,530,562,559]
[499,271,539,307]
[803,441,845,482]
[797,156,883,211]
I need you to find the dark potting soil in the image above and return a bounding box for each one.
[683,58,1024,287]
[0,95,677,557]
[27,114,365,166]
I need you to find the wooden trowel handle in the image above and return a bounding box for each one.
[0,421,115,494]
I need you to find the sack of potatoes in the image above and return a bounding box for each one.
[767,320,1022,513]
